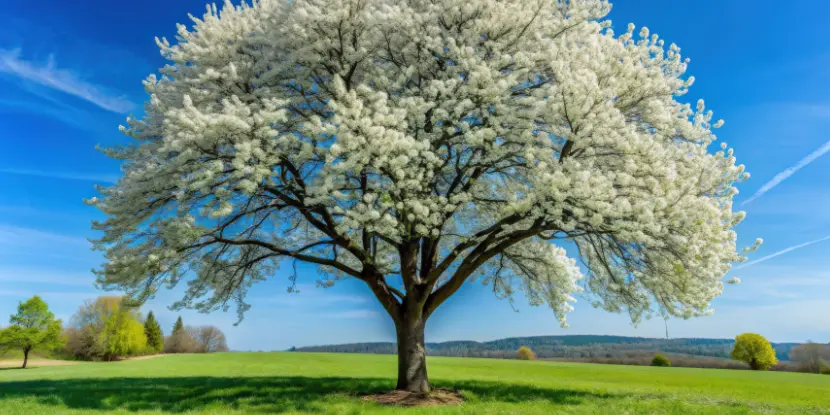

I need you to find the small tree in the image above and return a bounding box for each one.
[144,311,164,353]
[651,354,671,367]
[517,346,536,361]
[0,296,63,368]
[190,325,229,353]
[172,317,184,334]
[790,342,830,374]
[731,333,777,371]
[63,326,86,359]
[165,316,197,353]
[101,314,147,360]
[66,296,147,361]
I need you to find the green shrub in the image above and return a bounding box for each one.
[820,360,830,375]
[651,354,671,367]
[731,333,777,370]
[517,346,536,361]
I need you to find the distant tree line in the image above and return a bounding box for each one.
[294,334,828,374]
[293,335,801,362]
[0,295,229,366]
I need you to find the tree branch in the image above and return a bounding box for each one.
[206,236,363,279]
[424,220,553,317]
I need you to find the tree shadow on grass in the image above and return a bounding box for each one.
[0,376,624,413]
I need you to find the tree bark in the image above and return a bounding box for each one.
[395,313,429,393]
[22,347,30,369]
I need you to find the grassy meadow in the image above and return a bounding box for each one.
[1,352,829,414]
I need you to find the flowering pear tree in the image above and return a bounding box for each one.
[90,0,758,392]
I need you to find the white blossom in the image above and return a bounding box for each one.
[89,0,757,326]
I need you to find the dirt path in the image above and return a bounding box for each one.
[126,353,175,361]
[0,353,175,368]
[0,359,81,369]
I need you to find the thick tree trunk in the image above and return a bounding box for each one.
[395,314,429,393]
[22,347,30,369]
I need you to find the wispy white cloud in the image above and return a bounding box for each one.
[318,309,381,319]
[0,225,90,249]
[741,139,830,206]
[0,167,117,183]
[0,267,95,287]
[0,97,117,136]
[0,289,99,300]
[734,235,830,270]
[0,48,133,113]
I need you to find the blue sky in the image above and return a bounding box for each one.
[1,0,829,351]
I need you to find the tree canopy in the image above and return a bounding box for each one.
[731,333,777,371]
[102,312,147,359]
[0,295,63,368]
[65,296,147,361]
[190,325,230,353]
[88,0,757,392]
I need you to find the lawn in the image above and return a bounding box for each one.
[1,352,829,414]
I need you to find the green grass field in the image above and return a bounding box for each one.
[1,352,829,414]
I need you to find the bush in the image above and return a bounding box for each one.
[517,346,536,360]
[820,360,830,375]
[731,333,777,371]
[651,354,671,367]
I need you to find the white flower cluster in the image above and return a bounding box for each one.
[89,0,756,325]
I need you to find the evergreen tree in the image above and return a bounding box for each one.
[144,311,164,353]
[172,316,184,334]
